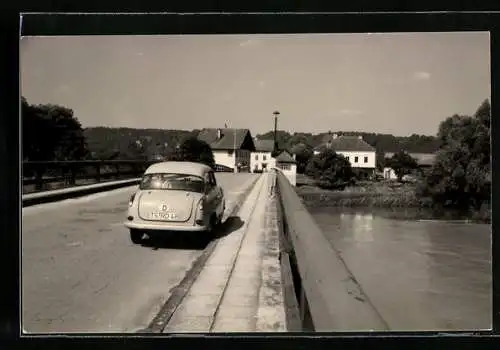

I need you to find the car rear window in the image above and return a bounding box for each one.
[139,173,205,193]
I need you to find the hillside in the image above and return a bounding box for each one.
[83,127,198,160]
[255,130,440,154]
[83,127,440,160]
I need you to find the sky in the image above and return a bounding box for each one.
[20,32,490,137]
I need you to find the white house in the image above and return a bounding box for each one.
[197,128,256,172]
[313,133,376,178]
[249,137,298,185]
[250,139,275,172]
[274,150,297,186]
[383,152,436,180]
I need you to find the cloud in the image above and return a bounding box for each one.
[239,39,261,48]
[412,71,431,81]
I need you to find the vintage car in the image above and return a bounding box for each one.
[124,161,225,244]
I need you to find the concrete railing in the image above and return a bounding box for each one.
[22,178,141,207]
[273,169,390,332]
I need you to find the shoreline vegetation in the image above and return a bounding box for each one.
[295,174,491,224]
[294,99,490,225]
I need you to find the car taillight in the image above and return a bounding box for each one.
[129,193,136,207]
[195,197,206,225]
[198,195,206,212]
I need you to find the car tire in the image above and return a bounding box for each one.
[207,215,218,238]
[130,229,143,244]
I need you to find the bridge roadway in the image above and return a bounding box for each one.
[22,172,285,333]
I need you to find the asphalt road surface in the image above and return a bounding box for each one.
[22,173,258,333]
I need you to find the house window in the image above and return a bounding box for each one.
[354,156,359,163]
[278,163,291,171]
[227,150,233,156]
[345,156,349,162]
[263,154,267,161]
[364,156,368,163]
[255,154,258,160]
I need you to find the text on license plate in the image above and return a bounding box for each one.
[150,211,177,220]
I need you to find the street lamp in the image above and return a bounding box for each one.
[273,111,280,156]
[233,126,237,173]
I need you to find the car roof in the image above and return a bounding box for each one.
[144,161,212,177]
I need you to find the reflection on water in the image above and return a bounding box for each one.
[310,207,492,331]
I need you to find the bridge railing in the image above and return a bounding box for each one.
[22,160,157,194]
[273,168,390,332]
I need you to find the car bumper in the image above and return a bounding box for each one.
[124,220,208,232]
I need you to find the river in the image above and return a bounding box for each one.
[308,207,492,331]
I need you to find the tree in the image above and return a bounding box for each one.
[420,99,491,210]
[271,145,281,158]
[126,139,148,160]
[305,148,354,190]
[291,143,313,174]
[386,150,418,182]
[176,137,215,169]
[375,149,386,171]
[22,97,89,161]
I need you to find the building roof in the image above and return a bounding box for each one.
[144,161,212,177]
[197,128,255,151]
[385,152,436,166]
[315,135,375,152]
[275,150,296,164]
[254,139,275,152]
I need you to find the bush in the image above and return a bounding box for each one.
[176,137,215,169]
[305,148,354,190]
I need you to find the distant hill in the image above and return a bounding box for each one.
[83,127,439,160]
[255,130,440,154]
[83,127,198,160]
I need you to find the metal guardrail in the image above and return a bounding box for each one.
[22,160,158,194]
[22,160,249,194]
[274,169,390,332]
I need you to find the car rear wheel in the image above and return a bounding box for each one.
[207,215,218,238]
[130,229,144,244]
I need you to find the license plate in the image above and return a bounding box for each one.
[150,211,177,220]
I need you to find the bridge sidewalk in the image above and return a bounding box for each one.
[163,173,286,332]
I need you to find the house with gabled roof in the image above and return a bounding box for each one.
[383,151,436,180]
[251,138,275,173]
[313,133,377,178]
[197,128,256,172]
[274,149,297,186]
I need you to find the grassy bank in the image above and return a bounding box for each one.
[296,173,428,208]
[297,184,432,208]
[295,174,490,223]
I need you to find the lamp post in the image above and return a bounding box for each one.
[233,127,237,173]
[273,111,280,156]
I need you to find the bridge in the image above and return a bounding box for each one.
[22,160,389,333]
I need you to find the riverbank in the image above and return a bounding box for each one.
[295,174,491,224]
[296,177,432,208]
